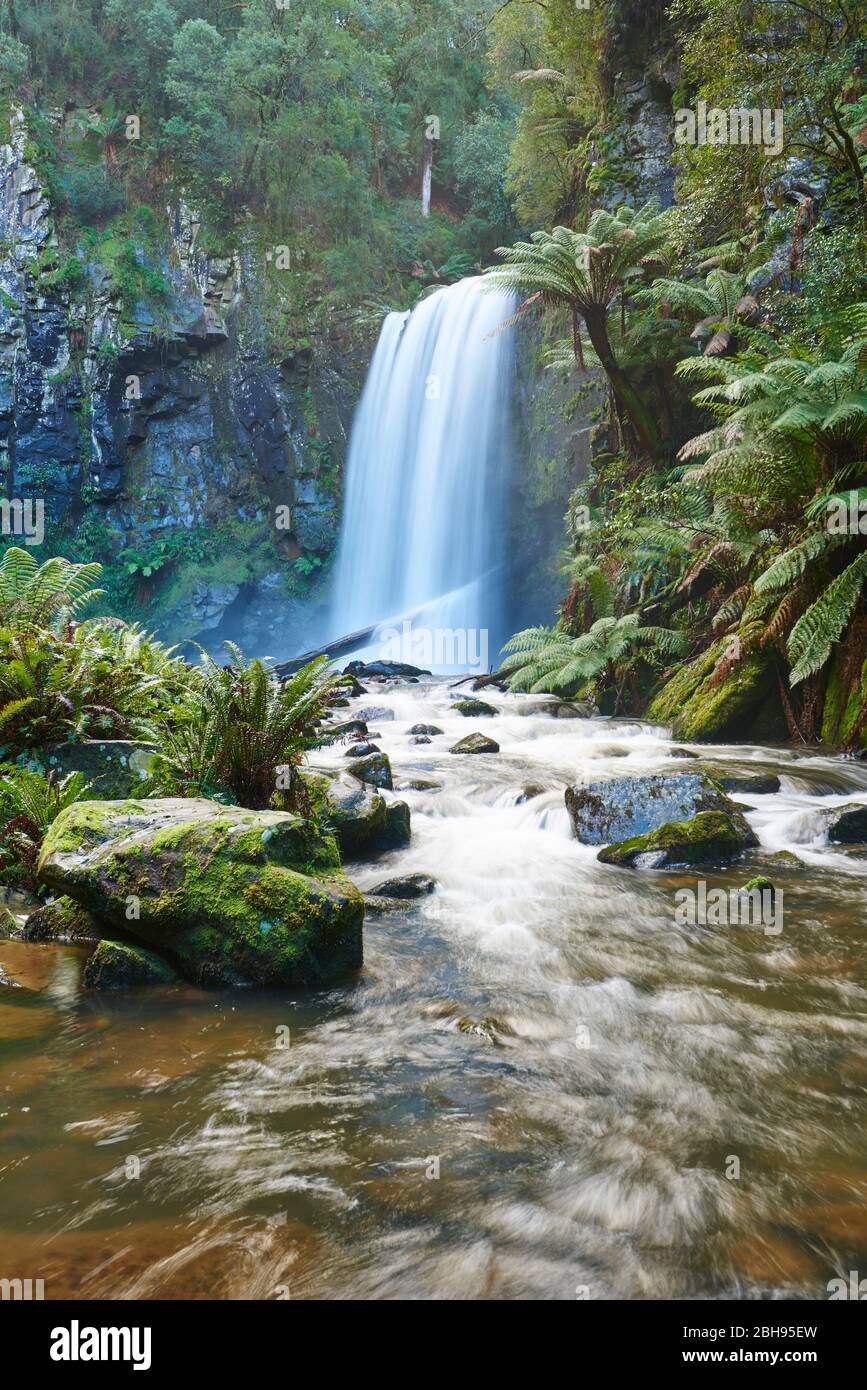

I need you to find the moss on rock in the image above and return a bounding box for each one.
[83,939,179,990]
[647,636,785,742]
[597,810,752,869]
[38,798,363,987]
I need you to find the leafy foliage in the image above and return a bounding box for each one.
[148,645,349,810]
[0,766,93,890]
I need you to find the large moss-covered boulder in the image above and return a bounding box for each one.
[83,939,179,990]
[646,636,786,742]
[44,741,158,798]
[37,798,363,988]
[597,811,752,869]
[565,772,757,847]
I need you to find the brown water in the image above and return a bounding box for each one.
[2,680,867,1300]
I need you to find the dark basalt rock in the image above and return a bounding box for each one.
[383,801,411,848]
[344,741,380,757]
[821,803,867,844]
[369,873,437,899]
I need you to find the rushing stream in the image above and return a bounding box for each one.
[2,681,867,1300]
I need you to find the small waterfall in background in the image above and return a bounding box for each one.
[328,276,516,671]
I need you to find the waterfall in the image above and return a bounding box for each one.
[328,276,516,671]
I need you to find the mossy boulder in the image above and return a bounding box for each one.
[44,741,158,798]
[83,939,179,990]
[37,798,363,988]
[453,699,497,717]
[646,636,785,742]
[321,772,410,857]
[719,773,781,795]
[597,811,752,869]
[565,772,757,847]
[820,648,867,749]
[450,733,499,754]
[22,895,103,942]
[345,751,393,789]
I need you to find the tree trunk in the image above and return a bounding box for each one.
[582,305,660,458]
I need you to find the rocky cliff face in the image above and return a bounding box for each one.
[0,107,368,653]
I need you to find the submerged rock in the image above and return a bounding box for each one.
[83,939,179,990]
[565,772,756,847]
[450,733,500,754]
[453,698,498,717]
[719,773,781,795]
[345,751,393,789]
[409,735,431,745]
[597,811,752,869]
[38,798,363,987]
[409,724,443,736]
[357,706,395,722]
[369,873,437,899]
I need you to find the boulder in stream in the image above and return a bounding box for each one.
[820,802,867,843]
[450,732,500,754]
[357,706,395,723]
[83,939,179,990]
[345,751,393,789]
[719,773,781,795]
[597,811,753,869]
[344,741,380,757]
[565,772,756,847]
[409,724,443,736]
[453,699,498,717]
[321,773,411,856]
[369,872,437,899]
[38,798,364,987]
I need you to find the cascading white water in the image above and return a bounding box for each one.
[328,276,515,669]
